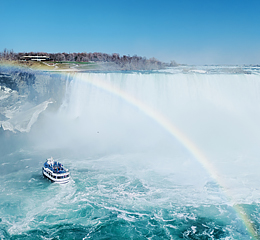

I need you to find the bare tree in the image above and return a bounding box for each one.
[0,49,170,70]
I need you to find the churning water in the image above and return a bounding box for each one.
[1,66,260,239]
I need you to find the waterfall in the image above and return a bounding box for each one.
[52,72,260,156]
[2,68,260,239]
[28,71,260,197]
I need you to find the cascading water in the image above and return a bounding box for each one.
[1,67,260,239]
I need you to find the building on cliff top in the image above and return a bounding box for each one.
[19,56,50,61]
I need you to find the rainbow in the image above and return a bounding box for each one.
[0,64,258,238]
[72,72,258,239]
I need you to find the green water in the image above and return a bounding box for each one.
[0,148,258,239]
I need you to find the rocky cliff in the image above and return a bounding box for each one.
[0,66,68,132]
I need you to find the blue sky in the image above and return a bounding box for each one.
[1,0,260,64]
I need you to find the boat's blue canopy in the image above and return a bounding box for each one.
[44,161,67,173]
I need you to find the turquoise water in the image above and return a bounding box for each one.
[1,149,257,239]
[1,68,260,239]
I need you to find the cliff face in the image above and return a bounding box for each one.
[0,68,67,102]
[0,67,68,132]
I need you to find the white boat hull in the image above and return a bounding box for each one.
[42,167,70,184]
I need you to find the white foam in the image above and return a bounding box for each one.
[190,69,207,74]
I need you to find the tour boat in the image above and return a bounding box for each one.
[42,157,70,183]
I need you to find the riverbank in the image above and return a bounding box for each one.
[0,50,169,71]
[0,59,168,72]
[0,60,102,72]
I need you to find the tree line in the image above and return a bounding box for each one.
[0,49,177,70]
